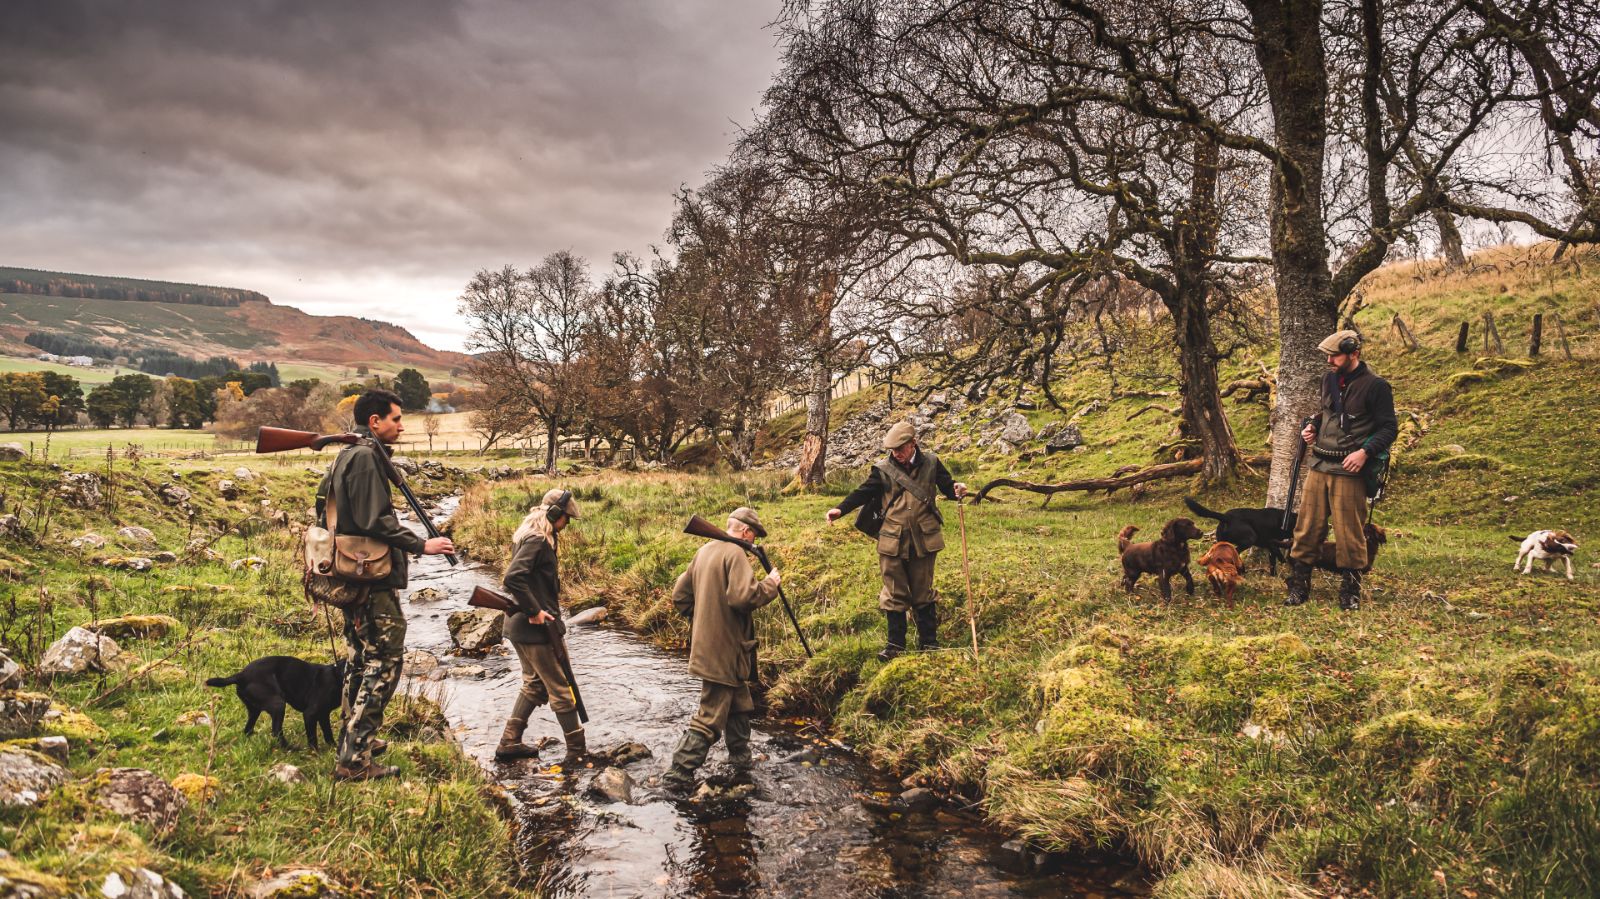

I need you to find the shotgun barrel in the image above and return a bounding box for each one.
[682,515,813,658]
[258,426,458,566]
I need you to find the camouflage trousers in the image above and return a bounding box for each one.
[338,588,406,766]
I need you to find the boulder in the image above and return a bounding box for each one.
[0,443,26,462]
[268,763,307,784]
[0,692,52,739]
[566,606,608,627]
[591,741,652,767]
[102,558,154,573]
[217,480,239,500]
[899,787,938,812]
[152,552,178,565]
[0,865,65,899]
[39,627,123,676]
[155,484,192,506]
[8,736,69,764]
[0,650,20,690]
[59,472,104,509]
[70,532,108,551]
[390,456,420,475]
[447,609,503,651]
[0,747,69,807]
[244,869,342,899]
[447,664,488,679]
[90,615,179,641]
[995,412,1033,446]
[1044,423,1085,453]
[407,587,448,603]
[230,557,268,571]
[0,515,22,539]
[93,768,186,829]
[98,868,187,898]
[587,766,635,804]
[403,651,440,678]
[116,527,158,551]
[173,710,212,728]
[232,466,256,482]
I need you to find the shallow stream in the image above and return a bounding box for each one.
[399,499,1146,898]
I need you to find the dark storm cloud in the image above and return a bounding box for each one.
[0,0,783,349]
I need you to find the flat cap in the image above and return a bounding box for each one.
[729,506,766,539]
[1317,329,1362,355]
[881,420,917,450]
[543,487,581,520]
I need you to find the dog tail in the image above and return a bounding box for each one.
[1507,534,1525,542]
[1183,496,1225,521]
[204,675,238,688]
[1117,525,1139,553]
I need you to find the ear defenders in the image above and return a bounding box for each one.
[546,490,572,524]
[1338,334,1361,354]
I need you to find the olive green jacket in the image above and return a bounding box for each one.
[671,540,778,687]
[501,534,564,645]
[315,430,425,590]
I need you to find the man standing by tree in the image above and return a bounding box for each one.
[318,388,455,781]
[1285,332,1397,612]
[827,422,966,660]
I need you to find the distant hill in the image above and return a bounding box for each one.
[0,266,469,376]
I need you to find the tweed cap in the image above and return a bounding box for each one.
[881,420,917,450]
[544,487,581,519]
[1317,329,1362,355]
[729,506,766,539]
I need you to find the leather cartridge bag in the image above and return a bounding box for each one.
[305,463,394,583]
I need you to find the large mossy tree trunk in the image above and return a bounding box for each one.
[796,357,831,488]
[1247,0,1339,509]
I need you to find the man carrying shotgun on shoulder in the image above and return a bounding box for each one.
[660,507,782,795]
[494,488,588,767]
[317,389,455,782]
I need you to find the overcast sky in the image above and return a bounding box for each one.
[0,0,784,352]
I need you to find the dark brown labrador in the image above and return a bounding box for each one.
[1118,518,1206,600]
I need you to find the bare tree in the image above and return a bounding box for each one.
[459,254,597,474]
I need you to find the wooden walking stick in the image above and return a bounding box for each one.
[958,498,979,659]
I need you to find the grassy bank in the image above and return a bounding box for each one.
[452,246,1600,897]
[1,453,527,897]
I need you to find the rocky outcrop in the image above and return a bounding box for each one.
[0,443,26,462]
[38,627,123,676]
[217,480,239,500]
[244,869,342,898]
[59,472,103,509]
[92,768,186,830]
[98,868,188,898]
[115,527,157,551]
[0,747,69,807]
[587,767,635,804]
[447,610,503,652]
[155,484,192,506]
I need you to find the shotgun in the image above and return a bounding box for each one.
[256,427,458,566]
[470,585,586,722]
[683,515,813,658]
[1281,416,1316,534]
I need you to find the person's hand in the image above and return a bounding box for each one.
[1342,448,1368,473]
[825,508,842,524]
[764,569,782,587]
[954,482,968,499]
[424,536,455,555]
[530,610,554,625]
[1300,422,1316,445]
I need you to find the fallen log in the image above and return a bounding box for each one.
[970,453,1271,504]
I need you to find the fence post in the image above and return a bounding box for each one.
[1529,313,1543,357]
[1455,321,1469,353]
[1483,311,1505,354]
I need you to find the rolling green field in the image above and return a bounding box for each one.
[0,429,253,459]
[0,356,120,384]
[0,292,271,351]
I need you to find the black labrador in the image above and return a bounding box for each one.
[206,656,345,750]
[1184,497,1297,574]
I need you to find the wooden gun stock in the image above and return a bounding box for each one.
[468,585,517,614]
[472,586,587,721]
[256,427,358,454]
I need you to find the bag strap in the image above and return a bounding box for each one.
[877,458,934,508]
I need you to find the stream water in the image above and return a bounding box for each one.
[399,499,1146,898]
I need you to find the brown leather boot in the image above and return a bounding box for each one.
[493,718,540,761]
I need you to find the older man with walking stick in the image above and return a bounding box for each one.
[827,421,966,661]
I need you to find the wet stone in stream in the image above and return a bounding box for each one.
[403,496,1149,898]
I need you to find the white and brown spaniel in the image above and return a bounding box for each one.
[1511,530,1579,580]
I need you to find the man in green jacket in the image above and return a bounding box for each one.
[661,507,781,794]
[827,421,966,661]
[317,388,455,781]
